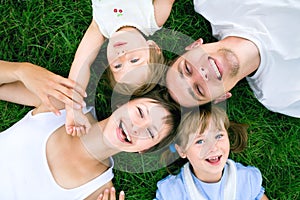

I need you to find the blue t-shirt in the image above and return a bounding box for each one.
[155,159,265,200]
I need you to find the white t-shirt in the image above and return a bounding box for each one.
[92,0,161,38]
[194,0,300,117]
[0,109,114,200]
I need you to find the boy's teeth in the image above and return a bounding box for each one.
[209,59,222,80]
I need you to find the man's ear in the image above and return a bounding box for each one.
[185,38,204,50]
[147,40,161,54]
[175,144,186,158]
[213,92,232,104]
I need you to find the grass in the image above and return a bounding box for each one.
[0,0,299,199]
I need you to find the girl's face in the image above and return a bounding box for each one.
[102,98,171,152]
[178,119,230,183]
[107,29,150,85]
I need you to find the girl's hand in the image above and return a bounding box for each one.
[97,187,125,200]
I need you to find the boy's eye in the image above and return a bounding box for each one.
[114,64,122,69]
[137,106,144,118]
[131,58,139,63]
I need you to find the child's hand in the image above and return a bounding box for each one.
[20,63,86,115]
[97,187,125,200]
[65,105,91,137]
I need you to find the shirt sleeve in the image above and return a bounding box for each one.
[154,174,187,200]
[248,166,265,200]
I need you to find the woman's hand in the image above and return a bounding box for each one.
[18,62,87,115]
[97,187,125,200]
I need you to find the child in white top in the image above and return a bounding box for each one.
[155,105,269,200]
[66,0,175,136]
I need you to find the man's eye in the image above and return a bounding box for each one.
[137,106,144,118]
[131,58,139,63]
[114,64,122,69]
[184,63,192,75]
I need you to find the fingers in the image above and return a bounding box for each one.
[97,187,124,200]
[42,96,61,116]
[58,77,87,98]
[119,191,125,200]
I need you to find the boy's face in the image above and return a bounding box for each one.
[181,120,230,183]
[107,30,150,85]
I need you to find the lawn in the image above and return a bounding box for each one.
[0,0,299,199]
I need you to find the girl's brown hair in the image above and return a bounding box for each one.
[162,104,248,175]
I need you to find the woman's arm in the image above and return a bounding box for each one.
[0,61,85,113]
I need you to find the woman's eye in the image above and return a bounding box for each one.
[196,85,204,96]
[147,128,154,139]
[137,106,144,118]
[114,64,122,69]
[131,58,139,63]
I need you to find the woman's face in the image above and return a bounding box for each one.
[102,98,171,152]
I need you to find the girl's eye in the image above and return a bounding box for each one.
[216,133,224,140]
[114,64,122,69]
[147,128,154,139]
[196,139,204,145]
[137,106,144,118]
[131,58,139,63]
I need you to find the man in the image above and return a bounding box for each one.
[166,0,300,118]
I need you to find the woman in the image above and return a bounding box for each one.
[0,61,180,199]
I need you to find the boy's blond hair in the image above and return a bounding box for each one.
[107,44,167,96]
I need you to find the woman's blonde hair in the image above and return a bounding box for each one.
[162,104,248,174]
[107,44,167,96]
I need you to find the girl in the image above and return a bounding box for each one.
[0,63,181,199]
[155,105,268,200]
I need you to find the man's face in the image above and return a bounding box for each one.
[166,43,240,107]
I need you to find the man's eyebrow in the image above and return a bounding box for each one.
[188,88,202,102]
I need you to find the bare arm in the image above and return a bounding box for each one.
[68,19,105,91]
[153,0,175,27]
[66,19,105,135]
[0,61,84,113]
[260,194,269,200]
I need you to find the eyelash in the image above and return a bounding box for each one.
[131,58,139,63]
[147,128,154,138]
[114,64,122,69]
[137,106,144,118]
